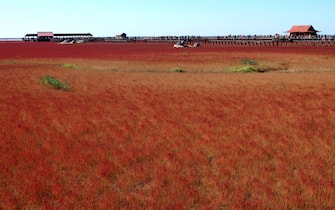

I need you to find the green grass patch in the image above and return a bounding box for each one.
[229,59,279,73]
[62,63,79,69]
[9,60,18,65]
[42,75,72,91]
[230,66,256,73]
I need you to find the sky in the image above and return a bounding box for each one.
[1,0,334,38]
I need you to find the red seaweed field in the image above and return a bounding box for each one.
[1,42,335,208]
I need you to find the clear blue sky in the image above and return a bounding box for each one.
[1,0,334,38]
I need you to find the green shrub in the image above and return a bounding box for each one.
[241,59,258,65]
[171,67,186,73]
[42,75,72,91]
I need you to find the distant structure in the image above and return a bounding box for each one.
[24,32,93,42]
[37,32,54,41]
[116,33,127,40]
[286,25,319,37]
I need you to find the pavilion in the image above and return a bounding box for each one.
[286,25,319,37]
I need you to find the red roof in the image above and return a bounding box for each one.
[37,32,54,37]
[287,25,318,33]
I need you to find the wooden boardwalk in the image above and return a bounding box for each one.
[127,36,335,47]
[205,39,335,47]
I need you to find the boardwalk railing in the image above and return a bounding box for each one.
[205,38,335,47]
[121,35,335,47]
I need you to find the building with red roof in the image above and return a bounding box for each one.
[287,25,319,37]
